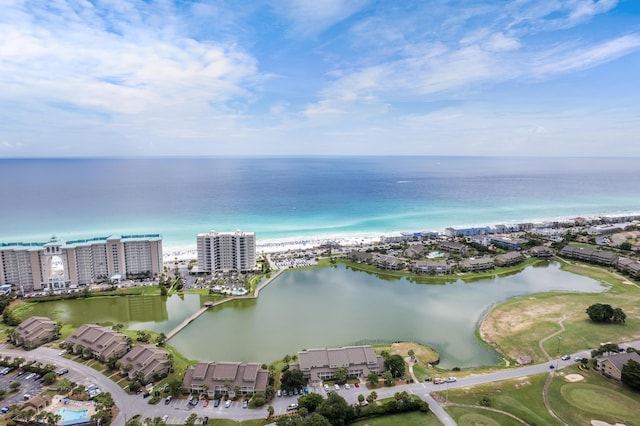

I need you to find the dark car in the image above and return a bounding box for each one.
[213,399,220,407]
[142,392,150,398]
[203,416,209,425]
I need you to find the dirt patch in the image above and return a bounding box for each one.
[564,373,584,382]
[591,421,626,426]
[391,342,439,363]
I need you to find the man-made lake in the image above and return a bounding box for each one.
[28,262,606,368]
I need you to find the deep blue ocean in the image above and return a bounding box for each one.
[1,156,640,249]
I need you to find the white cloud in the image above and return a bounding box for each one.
[271,0,369,37]
[0,1,260,116]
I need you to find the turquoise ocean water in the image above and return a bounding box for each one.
[1,156,640,248]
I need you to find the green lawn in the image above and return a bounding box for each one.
[440,373,553,425]
[481,259,640,364]
[350,411,442,425]
[441,365,640,426]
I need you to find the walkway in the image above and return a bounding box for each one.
[538,314,569,426]
[165,270,284,341]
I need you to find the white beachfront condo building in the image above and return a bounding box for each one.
[196,230,256,273]
[0,234,162,291]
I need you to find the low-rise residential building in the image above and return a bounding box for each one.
[617,257,640,279]
[11,316,59,349]
[64,324,129,361]
[182,362,268,397]
[349,251,374,264]
[597,352,640,380]
[495,252,525,267]
[438,241,467,254]
[293,345,385,384]
[459,257,495,272]
[490,237,526,251]
[529,246,554,259]
[559,245,618,266]
[403,244,425,259]
[412,260,452,275]
[372,254,403,270]
[119,344,171,384]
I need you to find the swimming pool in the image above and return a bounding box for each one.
[55,407,90,426]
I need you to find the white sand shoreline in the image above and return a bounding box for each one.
[161,210,640,262]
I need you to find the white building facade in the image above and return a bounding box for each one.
[197,230,256,273]
[0,234,162,291]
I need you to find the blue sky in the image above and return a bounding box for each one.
[1,0,639,157]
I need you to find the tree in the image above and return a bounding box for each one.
[586,303,626,323]
[298,407,309,418]
[41,371,57,386]
[167,379,182,396]
[613,308,627,324]
[267,405,275,418]
[621,359,640,390]
[366,391,377,404]
[384,354,406,378]
[382,371,394,386]
[298,392,323,412]
[184,413,198,426]
[357,394,365,404]
[333,367,349,384]
[620,241,632,251]
[9,381,20,391]
[112,323,124,332]
[277,415,303,426]
[316,391,353,426]
[304,413,332,426]
[280,368,306,392]
[366,373,379,387]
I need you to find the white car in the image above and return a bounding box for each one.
[561,355,570,361]
[445,377,457,383]
[344,383,350,390]
[225,400,231,408]
[324,384,329,391]
[334,384,340,391]
[162,415,169,423]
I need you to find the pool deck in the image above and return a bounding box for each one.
[48,395,96,425]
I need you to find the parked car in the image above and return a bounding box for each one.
[1,407,9,414]
[162,415,168,422]
[445,377,457,383]
[287,403,298,411]
[344,383,350,390]
[334,384,340,391]
[202,399,209,407]
[277,389,282,397]
[213,399,220,407]
[323,384,329,392]
[561,355,570,361]
[225,400,231,408]
[203,416,209,425]
[164,396,172,405]
[354,383,359,388]
[242,400,248,409]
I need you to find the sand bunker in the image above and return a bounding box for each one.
[591,421,626,426]
[564,373,584,382]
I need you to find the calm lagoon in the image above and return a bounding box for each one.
[170,262,606,368]
[28,262,606,368]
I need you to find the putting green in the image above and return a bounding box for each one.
[457,413,502,426]
[560,383,640,417]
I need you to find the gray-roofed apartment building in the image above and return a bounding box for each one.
[182,362,269,397]
[64,324,129,361]
[119,344,171,384]
[11,316,59,349]
[291,346,385,385]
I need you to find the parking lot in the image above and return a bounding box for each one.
[0,369,44,408]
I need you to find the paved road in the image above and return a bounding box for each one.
[2,340,639,425]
